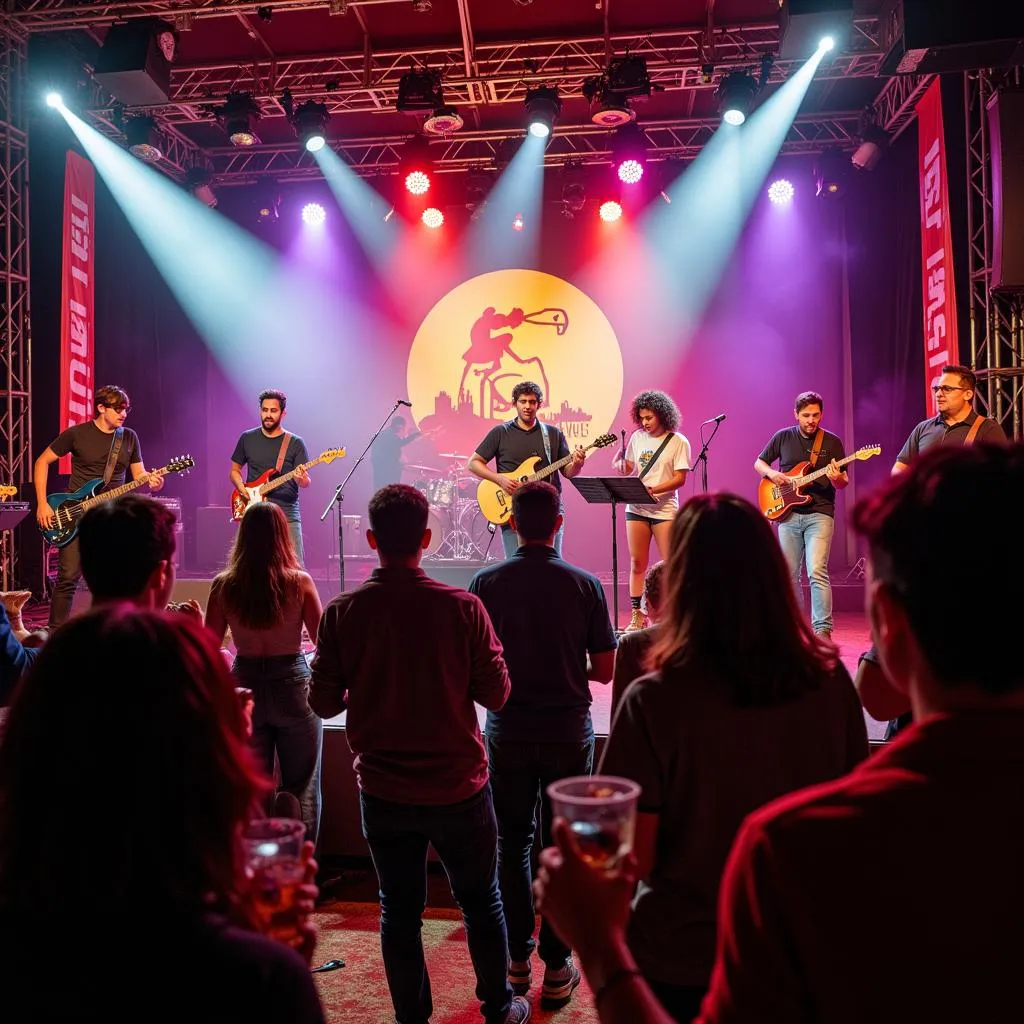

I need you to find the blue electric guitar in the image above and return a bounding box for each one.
[39,455,195,547]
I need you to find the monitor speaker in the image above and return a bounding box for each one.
[987,90,1024,292]
[93,19,177,106]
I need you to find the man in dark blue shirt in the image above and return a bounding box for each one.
[468,481,617,1010]
[230,389,310,565]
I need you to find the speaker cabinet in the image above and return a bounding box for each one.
[94,20,176,105]
[987,90,1024,292]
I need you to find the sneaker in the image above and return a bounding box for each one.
[624,608,647,632]
[541,959,582,1010]
[815,629,833,641]
[508,959,532,995]
[498,995,532,1023]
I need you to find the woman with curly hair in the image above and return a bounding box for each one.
[612,389,691,631]
[206,501,324,844]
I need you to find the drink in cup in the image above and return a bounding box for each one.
[546,774,641,872]
[241,817,306,944]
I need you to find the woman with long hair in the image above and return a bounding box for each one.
[206,501,324,843]
[592,493,868,1022]
[612,390,690,632]
[0,605,324,1020]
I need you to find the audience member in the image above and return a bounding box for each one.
[310,484,530,1024]
[0,605,324,1021]
[205,502,323,845]
[468,481,617,1008]
[1,605,37,704]
[610,559,665,719]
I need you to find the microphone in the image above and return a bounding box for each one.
[704,413,726,423]
[620,428,627,460]
[397,399,412,407]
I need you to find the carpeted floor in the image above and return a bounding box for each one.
[311,900,599,1023]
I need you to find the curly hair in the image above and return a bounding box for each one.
[258,388,287,410]
[630,390,680,432]
[511,380,543,404]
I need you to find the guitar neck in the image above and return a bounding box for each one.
[260,457,320,495]
[80,468,162,510]
[794,451,858,487]
[529,440,599,482]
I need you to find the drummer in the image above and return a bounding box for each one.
[371,416,422,490]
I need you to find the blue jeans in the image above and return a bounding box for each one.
[777,511,835,633]
[232,653,323,845]
[360,785,513,1024]
[278,506,304,567]
[485,735,595,966]
[500,515,564,559]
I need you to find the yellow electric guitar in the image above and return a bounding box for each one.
[477,433,616,525]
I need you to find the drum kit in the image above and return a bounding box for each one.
[407,454,499,561]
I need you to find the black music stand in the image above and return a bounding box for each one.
[569,477,654,631]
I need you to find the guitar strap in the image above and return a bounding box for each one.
[963,415,986,445]
[102,428,125,487]
[808,429,825,468]
[540,423,553,466]
[639,432,674,480]
[274,432,292,474]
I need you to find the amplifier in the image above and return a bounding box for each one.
[149,495,183,568]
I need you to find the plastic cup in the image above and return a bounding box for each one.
[546,774,641,872]
[241,817,306,943]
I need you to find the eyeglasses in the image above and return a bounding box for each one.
[102,403,131,413]
[931,385,966,395]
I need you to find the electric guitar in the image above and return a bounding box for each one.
[230,447,346,522]
[39,455,196,548]
[477,433,617,525]
[0,486,16,501]
[757,445,881,522]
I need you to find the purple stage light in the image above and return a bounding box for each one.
[302,202,327,225]
[768,178,795,205]
[617,158,644,185]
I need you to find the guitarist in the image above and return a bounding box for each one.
[229,389,310,566]
[754,390,848,641]
[33,385,164,629]
[466,380,585,559]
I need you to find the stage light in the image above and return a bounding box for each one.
[185,165,217,208]
[716,71,759,126]
[423,104,464,136]
[254,177,280,224]
[464,170,491,219]
[405,170,430,195]
[610,121,647,185]
[814,149,849,198]
[512,213,524,231]
[525,86,560,139]
[45,91,63,108]
[851,106,889,172]
[400,134,433,194]
[819,35,835,52]
[582,78,634,127]
[215,91,261,146]
[768,178,795,205]
[421,206,444,229]
[302,202,326,225]
[294,100,329,151]
[397,68,443,112]
[599,200,622,223]
[124,116,163,162]
[616,159,643,185]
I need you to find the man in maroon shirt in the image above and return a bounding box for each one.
[309,484,530,1024]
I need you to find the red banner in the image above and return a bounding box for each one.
[916,78,958,414]
[58,151,95,474]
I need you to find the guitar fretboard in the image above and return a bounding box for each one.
[259,457,322,495]
[79,469,163,511]
[790,451,861,488]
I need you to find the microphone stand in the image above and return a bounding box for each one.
[693,418,725,493]
[320,399,403,594]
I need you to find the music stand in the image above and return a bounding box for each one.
[569,477,654,630]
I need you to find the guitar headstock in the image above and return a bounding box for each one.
[855,445,882,460]
[0,485,16,502]
[165,455,196,474]
[593,434,617,449]
[320,447,346,464]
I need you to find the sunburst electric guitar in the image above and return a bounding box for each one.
[477,433,617,525]
[230,447,346,522]
[757,444,881,522]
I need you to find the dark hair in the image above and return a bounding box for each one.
[853,442,1024,696]
[368,484,429,558]
[649,493,838,705]
[511,381,543,405]
[511,481,561,542]
[214,501,300,630]
[94,385,130,413]
[258,388,287,410]
[0,606,267,925]
[794,391,823,413]
[942,364,977,392]
[79,495,177,600]
[391,416,405,430]
[644,559,666,611]
[630,390,680,432]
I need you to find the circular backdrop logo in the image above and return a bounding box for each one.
[407,269,624,457]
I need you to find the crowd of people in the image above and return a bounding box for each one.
[2,366,1020,1023]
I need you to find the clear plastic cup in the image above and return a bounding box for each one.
[241,817,306,943]
[546,774,641,872]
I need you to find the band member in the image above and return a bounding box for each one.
[33,385,164,629]
[612,390,690,632]
[371,416,422,491]
[754,390,848,640]
[230,389,310,566]
[466,380,585,559]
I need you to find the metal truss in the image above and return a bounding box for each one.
[965,67,1024,440]
[205,112,863,183]
[872,71,933,139]
[0,19,32,588]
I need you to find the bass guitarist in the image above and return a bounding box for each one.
[229,389,310,566]
[466,380,585,559]
[34,385,164,628]
[753,390,848,641]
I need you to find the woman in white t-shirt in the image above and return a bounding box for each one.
[612,390,691,632]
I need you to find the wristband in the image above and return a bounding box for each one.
[593,966,643,1009]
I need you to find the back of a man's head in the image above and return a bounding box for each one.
[368,484,429,559]
[511,481,561,543]
[79,495,177,603]
[853,441,1024,697]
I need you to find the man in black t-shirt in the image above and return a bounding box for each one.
[754,390,848,639]
[33,384,165,628]
[466,381,585,559]
[230,388,311,565]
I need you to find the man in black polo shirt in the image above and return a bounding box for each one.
[893,363,1007,473]
[466,381,585,559]
[468,481,617,1010]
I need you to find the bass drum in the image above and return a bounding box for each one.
[458,502,499,560]
[424,508,445,557]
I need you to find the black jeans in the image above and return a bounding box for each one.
[484,734,595,967]
[49,537,83,628]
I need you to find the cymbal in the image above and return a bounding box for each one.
[439,453,470,460]
[406,464,442,474]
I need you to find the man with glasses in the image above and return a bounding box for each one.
[34,385,164,628]
[892,364,1007,474]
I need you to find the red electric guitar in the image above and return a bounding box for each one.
[230,447,346,521]
[758,445,881,521]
